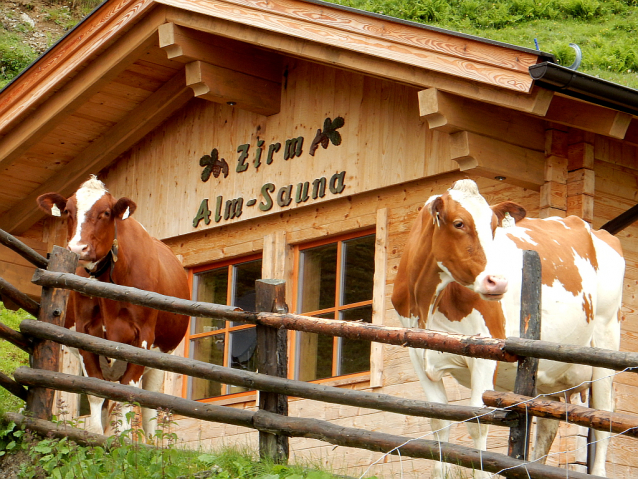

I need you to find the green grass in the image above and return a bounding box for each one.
[328,0,638,88]
[0,414,361,479]
[0,306,32,415]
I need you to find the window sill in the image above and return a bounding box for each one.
[184,373,371,406]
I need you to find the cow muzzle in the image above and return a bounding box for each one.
[476,273,508,301]
[67,243,96,263]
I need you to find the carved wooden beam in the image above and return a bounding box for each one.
[158,23,282,83]
[418,88,546,151]
[450,131,545,190]
[185,61,281,117]
[0,70,193,235]
[540,95,632,139]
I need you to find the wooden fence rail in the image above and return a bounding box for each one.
[0,228,48,269]
[484,391,638,439]
[12,367,604,479]
[19,319,517,427]
[32,268,638,373]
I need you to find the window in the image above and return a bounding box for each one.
[294,232,375,381]
[187,256,262,400]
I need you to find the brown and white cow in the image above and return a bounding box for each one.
[392,179,624,478]
[37,176,190,436]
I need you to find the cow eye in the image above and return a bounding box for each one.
[453,220,464,229]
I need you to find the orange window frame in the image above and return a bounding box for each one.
[183,253,262,402]
[290,229,376,382]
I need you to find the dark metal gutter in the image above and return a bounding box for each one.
[530,62,638,116]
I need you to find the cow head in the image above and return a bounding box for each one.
[37,176,136,268]
[426,179,526,301]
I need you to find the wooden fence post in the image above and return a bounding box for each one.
[26,245,77,420]
[508,250,542,460]
[255,279,289,464]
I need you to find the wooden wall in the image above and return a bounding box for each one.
[101,58,457,240]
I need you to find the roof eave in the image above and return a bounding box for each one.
[530,62,638,117]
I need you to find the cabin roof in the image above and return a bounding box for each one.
[0,0,636,236]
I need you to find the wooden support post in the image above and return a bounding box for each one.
[508,250,541,460]
[566,131,595,223]
[540,128,568,218]
[255,279,289,464]
[26,246,77,420]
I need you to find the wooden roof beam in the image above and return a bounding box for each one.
[0,70,193,235]
[162,6,552,113]
[450,131,545,190]
[185,61,281,117]
[539,95,633,139]
[0,7,167,175]
[158,23,283,83]
[419,88,546,151]
[159,0,537,91]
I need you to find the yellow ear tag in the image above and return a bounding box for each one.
[433,211,441,228]
[51,204,61,217]
[502,212,515,228]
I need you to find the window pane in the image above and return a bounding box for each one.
[296,313,334,381]
[233,260,262,310]
[193,267,228,333]
[190,334,225,400]
[342,235,375,305]
[228,328,257,394]
[299,243,337,313]
[339,306,372,375]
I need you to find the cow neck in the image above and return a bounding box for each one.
[85,221,119,283]
[414,218,452,328]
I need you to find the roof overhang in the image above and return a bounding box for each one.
[0,0,637,237]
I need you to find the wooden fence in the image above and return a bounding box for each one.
[0,230,637,479]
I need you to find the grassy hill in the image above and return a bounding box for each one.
[1,0,638,88]
[328,0,638,88]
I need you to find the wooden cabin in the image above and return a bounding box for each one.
[1,0,638,476]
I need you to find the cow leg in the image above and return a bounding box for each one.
[141,367,164,437]
[589,320,620,477]
[407,347,451,479]
[466,358,496,479]
[531,417,560,463]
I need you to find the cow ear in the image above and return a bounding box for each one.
[37,193,68,218]
[427,196,446,226]
[492,201,526,226]
[113,198,137,220]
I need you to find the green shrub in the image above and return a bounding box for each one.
[0,306,32,415]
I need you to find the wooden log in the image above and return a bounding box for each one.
[255,279,289,464]
[484,391,638,439]
[509,250,541,460]
[31,269,518,363]
[27,247,77,420]
[4,412,109,447]
[0,370,28,401]
[0,318,32,354]
[0,275,40,317]
[502,337,638,372]
[0,228,48,269]
[19,319,517,427]
[13,368,602,479]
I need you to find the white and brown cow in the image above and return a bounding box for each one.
[37,176,190,436]
[392,179,624,478]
